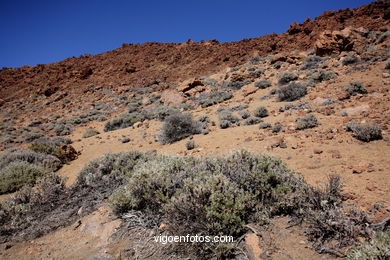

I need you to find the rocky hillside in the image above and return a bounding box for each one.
[0,1,389,260]
[0,1,388,103]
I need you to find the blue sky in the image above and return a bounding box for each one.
[0,0,372,68]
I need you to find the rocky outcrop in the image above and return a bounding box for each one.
[314,27,370,56]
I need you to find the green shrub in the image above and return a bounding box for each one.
[249,56,264,65]
[185,140,195,150]
[54,123,74,136]
[219,120,232,129]
[109,155,198,213]
[104,112,145,132]
[259,122,271,129]
[250,68,265,78]
[229,104,249,111]
[277,82,307,101]
[23,131,44,143]
[301,56,327,70]
[296,114,319,130]
[82,128,100,138]
[223,79,252,90]
[347,232,390,259]
[309,70,337,83]
[278,71,298,85]
[0,149,62,171]
[198,91,233,108]
[142,105,179,121]
[346,122,382,142]
[244,117,261,125]
[272,124,283,133]
[0,162,47,194]
[0,149,375,258]
[158,113,201,144]
[218,110,240,124]
[28,138,76,164]
[253,106,269,118]
[342,55,358,66]
[345,81,368,96]
[255,79,272,89]
[109,150,304,241]
[239,110,251,119]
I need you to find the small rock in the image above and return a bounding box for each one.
[121,137,131,143]
[313,148,323,154]
[366,184,376,191]
[352,166,365,174]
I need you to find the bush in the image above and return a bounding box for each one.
[244,117,261,125]
[158,113,201,144]
[198,115,210,129]
[309,70,337,83]
[198,115,210,123]
[239,110,251,119]
[218,110,240,124]
[82,128,100,138]
[0,149,62,171]
[253,106,269,118]
[142,105,179,121]
[272,124,283,133]
[345,81,368,96]
[278,71,298,85]
[104,112,145,132]
[109,150,307,256]
[342,55,358,66]
[301,56,327,70]
[0,162,47,194]
[0,149,376,258]
[185,140,195,150]
[277,82,307,101]
[255,79,272,89]
[250,68,265,78]
[346,232,390,259]
[23,131,44,143]
[229,104,249,111]
[54,123,74,136]
[198,91,233,108]
[296,114,319,130]
[219,120,232,129]
[28,138,77,164]
[279,102,311,112]
[259,122,271,129]
[109,155,197,213]
[223,80,251,90]
[249,56,264,65]
[346,122,382,142]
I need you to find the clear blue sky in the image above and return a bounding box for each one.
[0,0,372,68]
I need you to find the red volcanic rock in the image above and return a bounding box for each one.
[0,1,388,105]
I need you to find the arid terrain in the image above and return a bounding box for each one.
[0,1,389,260]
